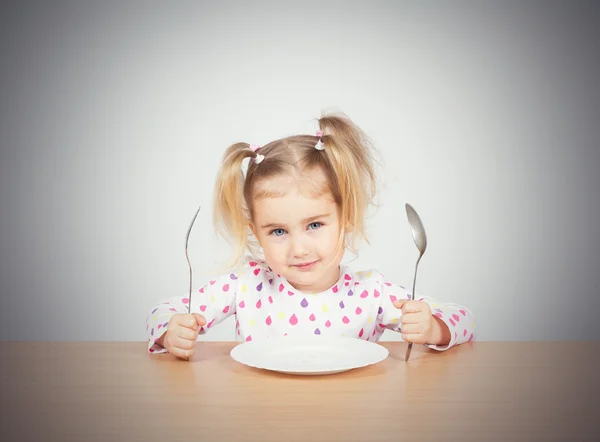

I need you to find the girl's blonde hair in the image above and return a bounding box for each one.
[213,111,379,268]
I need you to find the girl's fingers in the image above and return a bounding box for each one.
[169,345,195,359]
[400,312,421,324]
[193,313,207,327]
[399,323,422,334]
[395,300,425,313]
[401,332,425,344]
[401,333,414,342]
[165,333,197,352]
[176,327,198,341]
[172,314,200,331]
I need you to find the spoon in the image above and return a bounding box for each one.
[404,203,428,362]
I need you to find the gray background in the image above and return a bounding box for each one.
[1,0,598,342]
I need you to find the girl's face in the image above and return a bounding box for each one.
[250,169,343,294]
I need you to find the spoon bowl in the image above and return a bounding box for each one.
[406,203,427,260]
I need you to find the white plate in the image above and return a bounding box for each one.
[230,336,389,375]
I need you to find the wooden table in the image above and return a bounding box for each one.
[1,341,598,441]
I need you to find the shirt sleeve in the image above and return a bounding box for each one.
[378,276,476,351]
[145,270,240,353]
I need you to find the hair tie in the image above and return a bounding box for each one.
[315,130,325,151]
[248,144,264,164]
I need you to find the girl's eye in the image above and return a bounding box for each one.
[270,228,286,237]
[308,222,322,230]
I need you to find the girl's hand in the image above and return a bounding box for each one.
[393,300,450,346]
[159,313,206,359]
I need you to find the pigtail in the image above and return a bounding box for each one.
[317,113,379,253]
[213,143,255,268]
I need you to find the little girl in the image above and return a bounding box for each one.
[146,112,475,358]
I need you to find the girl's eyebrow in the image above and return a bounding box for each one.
[260,213,331,230]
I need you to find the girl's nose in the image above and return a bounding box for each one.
[290,235,310,257]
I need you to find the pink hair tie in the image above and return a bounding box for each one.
[248,144,264,164]
[315,130,325,150]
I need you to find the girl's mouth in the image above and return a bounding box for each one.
[293,260,318,271]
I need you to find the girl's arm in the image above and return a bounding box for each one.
[145,271,240,353]
[379,278,476,351]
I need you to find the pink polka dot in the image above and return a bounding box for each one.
[223,284,230,292]
[289,314,298,326]
[342,316,350,324]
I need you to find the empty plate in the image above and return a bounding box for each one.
[230,335,389,375]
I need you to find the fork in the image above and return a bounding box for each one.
[185,204,201,314]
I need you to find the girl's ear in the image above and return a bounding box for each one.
[249,222,259,240]
[250,222,264,248]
